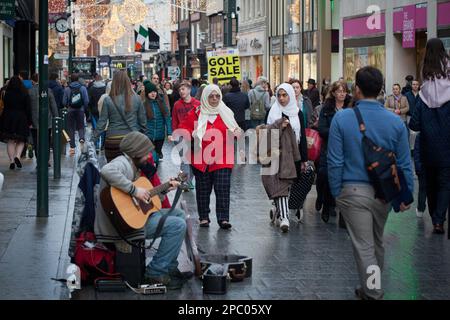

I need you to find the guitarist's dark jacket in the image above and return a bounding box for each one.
[94,154,146,244]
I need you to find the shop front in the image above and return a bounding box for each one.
[110,55,142,80]
[284,33,301,81]
[342,13,386,84]
[98,55,111,80]
[238,30,265,82]
[269,37,282,87]
[438,1,450,55]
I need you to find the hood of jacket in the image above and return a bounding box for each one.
[69,82,83,90]
[419,77,450,109]
[93,81,106,89]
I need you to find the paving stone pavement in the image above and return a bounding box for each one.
[0,140,449,300]
[73,143,450,301]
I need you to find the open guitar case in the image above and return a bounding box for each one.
[200,254,253,295]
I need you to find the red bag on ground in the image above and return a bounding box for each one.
[305,128,322,162]
[74,232,118,284]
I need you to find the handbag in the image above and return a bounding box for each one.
[305,128,322,162]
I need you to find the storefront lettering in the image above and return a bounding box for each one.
[366,5,382,31]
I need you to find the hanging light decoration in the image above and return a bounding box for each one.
[76,0,110,20]
[76,29,91,54]
[119,0,148,25]
[102,5,126,40]
[49,0,67,13]
[98,28,116,47]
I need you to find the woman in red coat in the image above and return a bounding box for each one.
[179,84,241,229]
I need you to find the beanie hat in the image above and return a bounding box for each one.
[120,131,154,159]
[144,80,158,96]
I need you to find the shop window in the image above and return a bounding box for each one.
[270,55,281,88]
[344,46,386,83]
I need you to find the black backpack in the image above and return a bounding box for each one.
[70,87,84,109]
[353,106,401,202]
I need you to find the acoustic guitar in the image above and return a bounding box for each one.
[100,172,187,234]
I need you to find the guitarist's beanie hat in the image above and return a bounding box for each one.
[120,131,155,159]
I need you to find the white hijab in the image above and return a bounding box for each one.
[267,83,301,142]
[193,84,240,147]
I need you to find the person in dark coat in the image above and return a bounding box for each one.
[405,79,420,117]
[48,73,65,112]
[413,134,427,218]
[409,38,450,236]
[222,77,250,131]
[317,81,351,224]
[305,78,321,108]
[88,74,107,126]
[0,76,32,170]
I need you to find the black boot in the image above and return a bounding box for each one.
[321,206,330,223]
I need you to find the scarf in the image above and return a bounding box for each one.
[193,84,240,148]
[267,83,301,142]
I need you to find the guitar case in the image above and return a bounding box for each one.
[200,254,253,295]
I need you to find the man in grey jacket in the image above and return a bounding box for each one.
[94,132,188,289]
[248,76,271,128]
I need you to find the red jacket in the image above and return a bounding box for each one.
[172,98,201,131]
[179,107,235,173]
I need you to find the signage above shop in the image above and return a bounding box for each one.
[0,0,15,20]
[270,37,282,56]
[207,49,241,85]
[402,5,416,48]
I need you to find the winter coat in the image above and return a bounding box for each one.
[48,80,65,109]
[94,94,147,141]
[145,98,173,141]
[318,96,352,170]
[248,86,271,112]
[178,106,236,173]
[0,88,32,142]
[405,91,420,117]
[413,133,422,174]
[88,81,107,117]
[223,87,250,123]
[298,95,315,128]
[172,98,201,131]
[62,82,89,111]
[305,87,321,107]
[259,119,301,199]
[385,95,410,121]
[29,84,59,129]
[409,98,450,167]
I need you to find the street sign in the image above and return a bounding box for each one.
[54,53,69,60]
[0,0,15,20]
[207,49,241,85]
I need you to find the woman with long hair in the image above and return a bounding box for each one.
[317,81,352,224]
[179,84,242,229]
[143,81,172,161]
[0,76,32,169]
[94,70,147,162]
[409,38,450,235]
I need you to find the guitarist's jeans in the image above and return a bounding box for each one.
[144,208,187,277]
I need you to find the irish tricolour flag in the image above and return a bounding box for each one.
[134,25,149,52]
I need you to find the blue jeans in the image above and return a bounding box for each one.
[145,208,186,277]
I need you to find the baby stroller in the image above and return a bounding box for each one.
[269,162,316,225]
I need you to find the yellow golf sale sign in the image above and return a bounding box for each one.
[207,49,241,85]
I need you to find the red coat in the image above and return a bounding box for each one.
[178,107,235,173]
[172,98,201,131]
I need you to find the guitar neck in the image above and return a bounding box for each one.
[149,181,172,197]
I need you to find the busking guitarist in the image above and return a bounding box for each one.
[94,131,189,290]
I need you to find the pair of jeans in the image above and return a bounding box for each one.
[67,110,85,148]
[145,208,186,277]
[425,166,450,226]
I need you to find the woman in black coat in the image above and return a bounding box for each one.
[0,76,32,170]
[317,81,351,224]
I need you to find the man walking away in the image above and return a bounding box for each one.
[305,79,321,108]
[48,73,65,113]
[223,77,250,131]
[63,73,89,156]
[88,74,106,128]
[248,76,271,129]
[328,66,413,300]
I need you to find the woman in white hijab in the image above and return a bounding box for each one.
[266,83,308,232]
[179,84,241,230]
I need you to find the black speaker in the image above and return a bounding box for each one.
[115,243,146,288]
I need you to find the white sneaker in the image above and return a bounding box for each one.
[280,217,290,233]
[416,209,424,218]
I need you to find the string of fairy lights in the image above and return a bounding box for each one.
[49,0,213,54]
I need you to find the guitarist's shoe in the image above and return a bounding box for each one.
[170,269,194,280]
[144,274,186,290]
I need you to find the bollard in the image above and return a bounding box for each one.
[61,109,68,155]
[52,117,62,179]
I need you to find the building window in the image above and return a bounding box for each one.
[287,0,301,34]
[303,52,317,84]
[210,15,223,43]
[344,46,386,83]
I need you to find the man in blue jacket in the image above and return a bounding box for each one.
[328,66,413,300]
[48,73,65,112]
[63,73,89,155]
